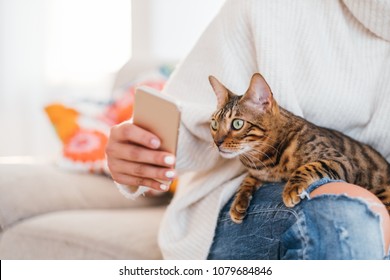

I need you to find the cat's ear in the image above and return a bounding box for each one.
[209,75,234,108]
[241,73,274,112]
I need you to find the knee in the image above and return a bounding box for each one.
[311,182,390,255]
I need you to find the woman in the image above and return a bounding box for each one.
[106,0,390,259]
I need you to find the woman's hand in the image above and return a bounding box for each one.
[106,121,176,191]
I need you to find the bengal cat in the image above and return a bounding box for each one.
[209,73,390,223]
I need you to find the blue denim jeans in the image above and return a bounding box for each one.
[208,179,390,260]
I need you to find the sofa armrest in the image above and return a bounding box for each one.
[0,163,169,231]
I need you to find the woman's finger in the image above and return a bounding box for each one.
[106,142,175,167]
[108,158,176,182]
[109,121,161,149]
[112,173,170,192]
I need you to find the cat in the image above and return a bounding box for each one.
[209,73,390,224]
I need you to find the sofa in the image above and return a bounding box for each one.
[0,59,175,260]
[0,161,170,259]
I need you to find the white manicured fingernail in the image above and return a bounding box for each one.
[160,184,169,191]
[164,156,175,165]
[165,170,175,179]
[150,138,160,149]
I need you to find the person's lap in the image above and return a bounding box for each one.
[208,179,389,260]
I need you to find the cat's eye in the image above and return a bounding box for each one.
[232,119,244,130]
[211,119,219,131]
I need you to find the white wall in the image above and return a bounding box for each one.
[0,0,52,158]
[131,0,225,61]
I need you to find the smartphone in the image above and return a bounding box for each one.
[133,86,181,167]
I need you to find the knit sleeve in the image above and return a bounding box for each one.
[162,0,257,173]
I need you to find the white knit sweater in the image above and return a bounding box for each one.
[155,0,390,259]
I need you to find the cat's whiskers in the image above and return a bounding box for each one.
[247,145,276,167]
[240,153,260,171]
[259,137,280,154]
[239,145,269,171]
[243,152,269,171]
[248,152,271,170]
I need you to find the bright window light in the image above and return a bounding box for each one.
[44,0,131,87]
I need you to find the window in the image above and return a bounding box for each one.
[45,0,132,98]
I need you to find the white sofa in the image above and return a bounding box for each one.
[0,162,169,259]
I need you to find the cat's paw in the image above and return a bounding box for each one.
[282,183,306,207]
[229,194,252,224]
[229,207,245,224]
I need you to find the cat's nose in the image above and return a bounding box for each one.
[215,139,224,147]
[214,135,226,147]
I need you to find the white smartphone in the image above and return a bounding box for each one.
[133,86,181,167]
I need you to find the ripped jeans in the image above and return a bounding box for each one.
[208,179,390,259]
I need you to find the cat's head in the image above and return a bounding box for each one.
[209,73,279,159]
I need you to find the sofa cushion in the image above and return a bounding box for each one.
[0,163,169,231]
[0,207,165,259]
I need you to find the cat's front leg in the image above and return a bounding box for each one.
[282,160,345,207]
[230,174,262,223]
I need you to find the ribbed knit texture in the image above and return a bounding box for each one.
[155,0,390,259]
